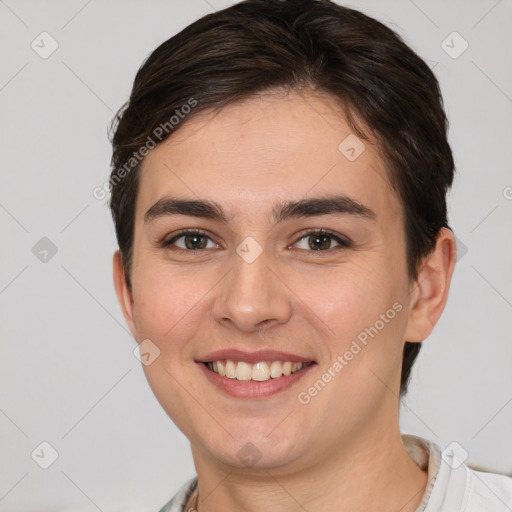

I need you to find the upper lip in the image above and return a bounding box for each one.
[196,349,315,364]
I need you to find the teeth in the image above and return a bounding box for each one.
[235,361,252,381]
[216,360,226,377]
[270,361,283,378]
[225,360,236,378]
[252,362,270,382]
[207,360,307,381]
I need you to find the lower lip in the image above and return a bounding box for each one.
[196,362,317,399]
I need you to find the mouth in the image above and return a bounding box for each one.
[196,358,317,399]
[203,359,314,381]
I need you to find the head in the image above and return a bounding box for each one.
[109,0,456,470]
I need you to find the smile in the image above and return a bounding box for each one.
[197,360,317,399]
[206,360,309,381]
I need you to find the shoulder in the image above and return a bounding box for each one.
[463,467,512,511]
[158,476,198,512]
[428,456,512,511]
[403,434,512,511]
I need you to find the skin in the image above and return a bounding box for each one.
[113,89,457,512]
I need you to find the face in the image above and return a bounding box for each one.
[114,90,435,473]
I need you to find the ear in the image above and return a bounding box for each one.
[404,227,457,342]
[113,250,137,339]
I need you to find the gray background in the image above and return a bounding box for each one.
[1,0,511,510]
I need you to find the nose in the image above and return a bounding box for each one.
[213,246,292,333]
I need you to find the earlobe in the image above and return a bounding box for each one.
[404,228,457,343]
[112,250,137,339]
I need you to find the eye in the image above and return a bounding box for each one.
[293,229,351,251]
[164,229,219,251]
[162,228,351,253]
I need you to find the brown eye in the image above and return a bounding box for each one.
[294,229,351,251]
[165,230,218,251]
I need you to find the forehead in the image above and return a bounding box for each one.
[136,90,401,225]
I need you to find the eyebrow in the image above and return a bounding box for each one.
[144,195,376,224]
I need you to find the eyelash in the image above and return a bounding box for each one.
[162,228,352,253]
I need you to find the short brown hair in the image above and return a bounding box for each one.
[109,0,455,397]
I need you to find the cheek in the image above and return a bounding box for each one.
[298,258,408,387]
[130,265,211,425]
[301,259,403,336]
[130,261,219,355]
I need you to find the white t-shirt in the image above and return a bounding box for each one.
[158,434,512,511]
